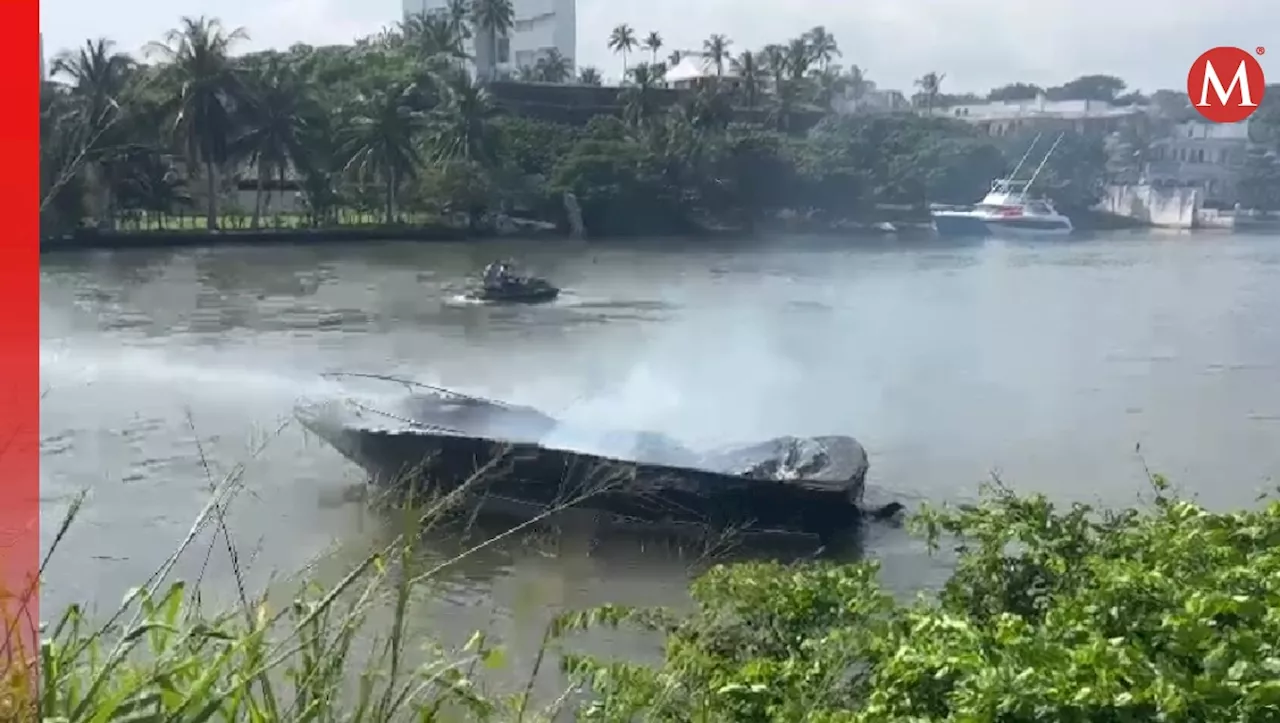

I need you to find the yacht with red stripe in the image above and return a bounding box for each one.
[932,133,1074,238]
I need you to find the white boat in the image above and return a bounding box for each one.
[932,134,1074,238]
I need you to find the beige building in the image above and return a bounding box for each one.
[939,95,1146,137]
[1145,120,1251,206]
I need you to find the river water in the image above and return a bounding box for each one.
[38,232,1280,669]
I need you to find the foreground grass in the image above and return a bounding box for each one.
[9,475,1280,722]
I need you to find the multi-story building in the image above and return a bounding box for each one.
[401,0,575,79]
[938,95,1146,137]
[831,80,910,114]
[1145,120,1252,206]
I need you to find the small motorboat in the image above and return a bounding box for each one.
[465,276,560,304]
[932,133,1074,238]
[465,260,560,304]
[295,379,879,546]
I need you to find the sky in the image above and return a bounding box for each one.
[39,0,1278,95]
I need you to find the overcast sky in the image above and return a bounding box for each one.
[39,0,1277,94]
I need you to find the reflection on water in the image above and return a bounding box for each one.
[38,233,1280,678]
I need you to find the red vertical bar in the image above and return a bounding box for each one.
[0,0,42,685]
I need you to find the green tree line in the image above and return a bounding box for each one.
[42,8,1121,239]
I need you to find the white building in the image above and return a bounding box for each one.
[401,0,575,79]
[831,80,910,114]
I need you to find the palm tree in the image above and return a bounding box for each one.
[784,37,811,80]
[761,44,786,93]
[400,11,468,69]
[577,66,602,86]
[730,51,762,108]
[916,71,945,114]
[50,38,136,227]
[643,31,663,64]
[233,54,316,227]
[470,0,514,81]
[340,82,423,223]
[145,16,249,230]
[534,49,571,83]
[702,34,731,77]
[41,87,92,230]
[804,26,840,70]
[51,39,134,129]
[608,24,638,77]
[445,0,472,39]
[668,50,682,67]
[621,63,660,124]
[430,72,498,164]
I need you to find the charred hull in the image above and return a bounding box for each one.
[297,387,870,542]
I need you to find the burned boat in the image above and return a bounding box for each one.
[296,381,872,543]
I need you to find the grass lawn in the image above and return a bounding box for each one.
[104,211,456,233]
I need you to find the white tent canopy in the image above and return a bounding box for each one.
[665,55,715,83]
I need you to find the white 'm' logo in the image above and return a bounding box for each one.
[1196,59,1258,107]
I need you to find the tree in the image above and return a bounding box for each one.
[339,81,423,223]
[145,16,249,230]
[914,71,945,114]
[987,82,1042,102]
[761,44,786,94]
[608,24,638,77]
[50,38,136,227]
[430,71,498,165]
[577,66,602,86]
[399,11,468,70]
[233,54,317,227]
[643,31,663,65]
[784,37,811,81]
[621,63,661,124]
[532,49,571,83]
[1237,147,1280,210]
[469,0,514,81]
[702,34,732,77]
[730,51,762,108]
[1048,74,1127,102]
[803,26,839,70]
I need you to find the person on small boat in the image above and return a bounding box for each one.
[482,260,512,291]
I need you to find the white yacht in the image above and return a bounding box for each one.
[932,134,1074,238]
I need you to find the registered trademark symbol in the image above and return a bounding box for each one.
[1257,47,1266,55]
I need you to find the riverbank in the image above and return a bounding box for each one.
[21,481,1280,721]
[38,204,1184,253]
[39,224,480,253]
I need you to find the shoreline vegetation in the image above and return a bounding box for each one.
[47,5,1280,250]
[8,464,1280,721]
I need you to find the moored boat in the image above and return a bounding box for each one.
[932,133,1074,238]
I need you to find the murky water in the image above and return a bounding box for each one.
[39,233,1280,670]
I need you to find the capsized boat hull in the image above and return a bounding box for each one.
[296,387,870,542]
